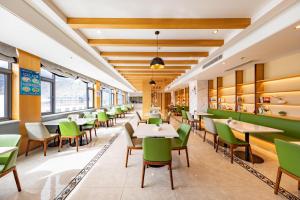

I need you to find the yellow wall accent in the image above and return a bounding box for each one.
[94,81,101,109]
[12,50,41,154]
[114,89,117,105]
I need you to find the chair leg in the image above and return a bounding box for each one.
[178,150,180,155]
[213,135,217,149]
[141,162,146,188]
[216,138,219,152]
[274,167,282,194]
[203,131,206,142]
[85,133,89,144]
[25,140,31,156]
[169,163,174,190]
[185,148,190,167]
[13,167,21,192]
[43,140,47,156]
[89,130,92,142]
[94,127,97,136]
[298,180,300,190]
[230,145,234,164]
[59,137,63,152]
[125,147,129,168]
[75,136,79,152]
[129,149,132,155]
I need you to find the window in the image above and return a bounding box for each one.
[55,76,87,112]
[111,89,115,106]
[117,91,123,105]
[88,83,94,108]
[41,68,54,114]
[101,88,111,107]
[0,60,11,120]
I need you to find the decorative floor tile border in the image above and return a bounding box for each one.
[54,133,119,200]
[172,116,299,200]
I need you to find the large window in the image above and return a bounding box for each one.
[101,88,111,107]
[41,68,54,114]
[0,60,11,120]
[88,83,94,108]
[55,76,87,112]
[117,91,123,105]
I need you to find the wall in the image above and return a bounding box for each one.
[189,80,208,113]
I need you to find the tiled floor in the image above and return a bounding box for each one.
[0,112,299,200]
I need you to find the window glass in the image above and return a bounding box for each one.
[55,76,87,112]
[101,88,111,107]
[40,68,53,79]
[0,60,9,69]
[118,91,123,105]
[41,81,52,113]
[0,74,6,118]
[88,89,93,108]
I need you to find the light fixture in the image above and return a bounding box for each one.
[295,24,300,30]
[149,79,156,86]
[150,31,165,69]
[222,62,226,65]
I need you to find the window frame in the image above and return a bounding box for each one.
[41,72,55,115]
[0,62,12,121]
[87,83,94,109]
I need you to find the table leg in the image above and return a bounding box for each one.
[245,132,250,161]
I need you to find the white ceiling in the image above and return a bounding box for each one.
[52,0,270,18]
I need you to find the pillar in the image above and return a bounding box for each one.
[94,81,101,109]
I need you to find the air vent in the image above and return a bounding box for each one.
[225,60,255,72]
[202,54,223,69]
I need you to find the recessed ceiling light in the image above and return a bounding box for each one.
[295,24,300,30]
[222,62,226,65]
[96,30,102,34]
[213,30,219,34]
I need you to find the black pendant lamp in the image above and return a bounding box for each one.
[150,31,165,69]
[149,79,156,86]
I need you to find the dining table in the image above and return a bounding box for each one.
[0,147,17,155]
[43,118,96,146]
[194,111,214,130]
[213,118,283,163]
[133,123,178,138]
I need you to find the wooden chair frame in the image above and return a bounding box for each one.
[58,133,88,152]
[203,130,218,149]
[26,135,59,156]
[141,160,174,190]
[172,146,190,167]
[0,166,21,191]
[274,167,300,194]
[125,146,142,167]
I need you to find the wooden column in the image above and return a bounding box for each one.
[12,50,41,154]
[142,80,151,118]
[94,81,101,109]
[235,70,243,112]
[114,89,117,105]
[217,77,223,110]
[255,64,265,114]
[208,80,214,109]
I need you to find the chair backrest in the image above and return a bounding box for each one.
[143,137,171,162]
[177,123,192,146]
[124,124,134,147]
[124,122,135,138]
[84,112,94,118]
[275,139,300,177]
[214,122,239,144]
[97,111,108,122]
[150,113,161,118]
[136,111,142,120]
[203,117,217,134]
[148,118,163,125]
[181,110,188,119]
[0,134,21,172]
[25,122,51,140]
[115,107,122,114]
[186,112,194,121]
[59,121,80,137]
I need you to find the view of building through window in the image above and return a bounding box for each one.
[0,74,5,118]
[55,76,87,112]
[101,88,111,107]
[41,81,52,113]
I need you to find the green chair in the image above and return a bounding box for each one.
[115,107,124,118]
[181,110,188,122]
[274,139,300,194]
[215,122,254,164]
[175,106,182,116]
[171,123,192,167]
[124,122,142,167]
[97,111,110,127]
[59,121,88,152]
[121,105,128,114]
[82,113,97,141]
[148,118,162,125]
[141,137,174,189]
[0,134,21,191]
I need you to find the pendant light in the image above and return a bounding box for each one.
[149,66,156,86]
[150,31,165,69]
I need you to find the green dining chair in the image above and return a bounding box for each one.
[274,139,300,194]
[82,113,97,141]
[59,121,88,152]
[0,134,21,191]
[215,122,254,164]
[124,122,142,167]
[115,107,124,118]
[97,111,110,127]
[121,105,128,114]
[181,110,188,122]
[171,123,192,167]
[141,137,174,189]
[148,118,162,125]
[107,109,117,125]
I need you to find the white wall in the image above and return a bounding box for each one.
[189,80,208,113]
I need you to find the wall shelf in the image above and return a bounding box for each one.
[256,89,300,95]
[256,74,300,83]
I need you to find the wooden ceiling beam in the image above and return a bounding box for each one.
[67,18,251,29]
[114,66,191,70]
[101,52,208,57]
[118,69,186,73]
[109,60,198,65]
[121,72,182,75]
[89,39,223,47]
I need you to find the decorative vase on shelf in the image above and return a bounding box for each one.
[278,111,287,116]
